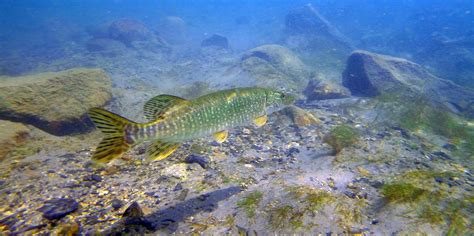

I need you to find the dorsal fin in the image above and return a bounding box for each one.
[143,94,187,120]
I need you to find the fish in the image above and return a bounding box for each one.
[87,87,295,164]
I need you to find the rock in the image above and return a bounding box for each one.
[342,50,474,117]
[240,44,310,90]
[122,202,144,218]
[303,75,350,101]
[0,68,112,135]
[201,34,229,49]
[184,154,209,169]
[108,19,152,45]
[157,16,186,45]
[284,4,352,72]
[110,199,123,210]
[86,38,126,55]
[0,120,30,161]
[278,105,320,127]
[38,198,79,220]
[160,163,188,180]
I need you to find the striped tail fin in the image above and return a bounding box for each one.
[87,108,136,164]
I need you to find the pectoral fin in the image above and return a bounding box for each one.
[253,115,268,127]
[213,130,229,143]
[146,141,180,161]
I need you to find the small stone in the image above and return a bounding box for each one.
[161,163,188,180]
[285,147,300,157]
[442,143,457,151]
[111,199,123,210]
[371,219,379,225]
[434,177,444,184]
[38,198,79,220]
[431,151,452,160]
[173,183,183,191]
[344,190,356,199]
[184,154,209,169]
[356,166,371,177]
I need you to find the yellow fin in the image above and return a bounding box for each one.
[225,91,237,103]
[213,130,229,143]
[253,115,268,127]
[88,108,135,164]
[143,95,187,121]
[146,140,180,161]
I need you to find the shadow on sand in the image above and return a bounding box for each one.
[104,186,242,235]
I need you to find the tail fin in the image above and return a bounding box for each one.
[88,108,136,164]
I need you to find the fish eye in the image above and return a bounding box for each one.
[280,93,286,98]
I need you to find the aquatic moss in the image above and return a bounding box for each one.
[268,204,305,230]
[237,191,263,218]
[376,92,474,159]
[335,198,367,230]
[381,182,427,203]
[323,125,359,155]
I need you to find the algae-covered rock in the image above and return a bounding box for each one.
[342,50,474,117]
[240,44,310,90]
[201,34,228,49]
[278,106,320,127]
[108,19,152,45]
[0,120,30,161]
[323,125,359,155]
[303,75,350,101]
[0,68,112,135]
[86,38,126,55]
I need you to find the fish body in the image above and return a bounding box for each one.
[88,87,294,163]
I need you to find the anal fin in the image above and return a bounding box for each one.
[253,115,268,127]
[146,141,180,161]
[213,130,229,143]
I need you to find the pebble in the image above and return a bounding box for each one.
[431,151,452,160]
[442,143,457,151]
[111,199,123,210]
[184,154,209,169]
[38,198,79,220]
[344,190,356,199]
[174,183,183,191]
[371,219,379,225]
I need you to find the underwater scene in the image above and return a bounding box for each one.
[0,0,473,235]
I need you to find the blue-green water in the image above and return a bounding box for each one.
[0,0,473,235]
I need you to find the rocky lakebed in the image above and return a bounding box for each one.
[0,4,473,235]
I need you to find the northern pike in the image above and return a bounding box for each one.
[87,87,295,163]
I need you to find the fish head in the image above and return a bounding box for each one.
[265,90,295,112]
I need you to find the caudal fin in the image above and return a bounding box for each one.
[88,108,135,163]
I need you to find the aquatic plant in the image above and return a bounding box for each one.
[237,191,263,218]
[381,182,427,203]
[335,197,367,230]
[323,125,359,155]
[268,205,304,230]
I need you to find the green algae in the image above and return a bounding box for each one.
[381,182,428,203]
[268,205,304,230]
[323,125,359,155]
[237,191,263,218]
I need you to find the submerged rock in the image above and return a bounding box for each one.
[0,68,112,135]
[108,19,152,45]
[278,106,320,127]
[86,38,126,55]
[157,16,187,45]
[342,50,474,117]
[38,198,79,220]
[240,44,310,90]
[0,120,30,161]
[284,4,352,72]
[201,34,228,49]
[161,163,188,180]
[303,75,350,101]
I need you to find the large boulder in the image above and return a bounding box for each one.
[303,74,350,101]
[201,34,228,49]
[342,50,474,117]
[240,44,310,90]
[108,19,152,45]
[157,16,187,45]
[0,120,30,161]
[0,68,112,135]
[284,4,352,71]
[86,38,126,56]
